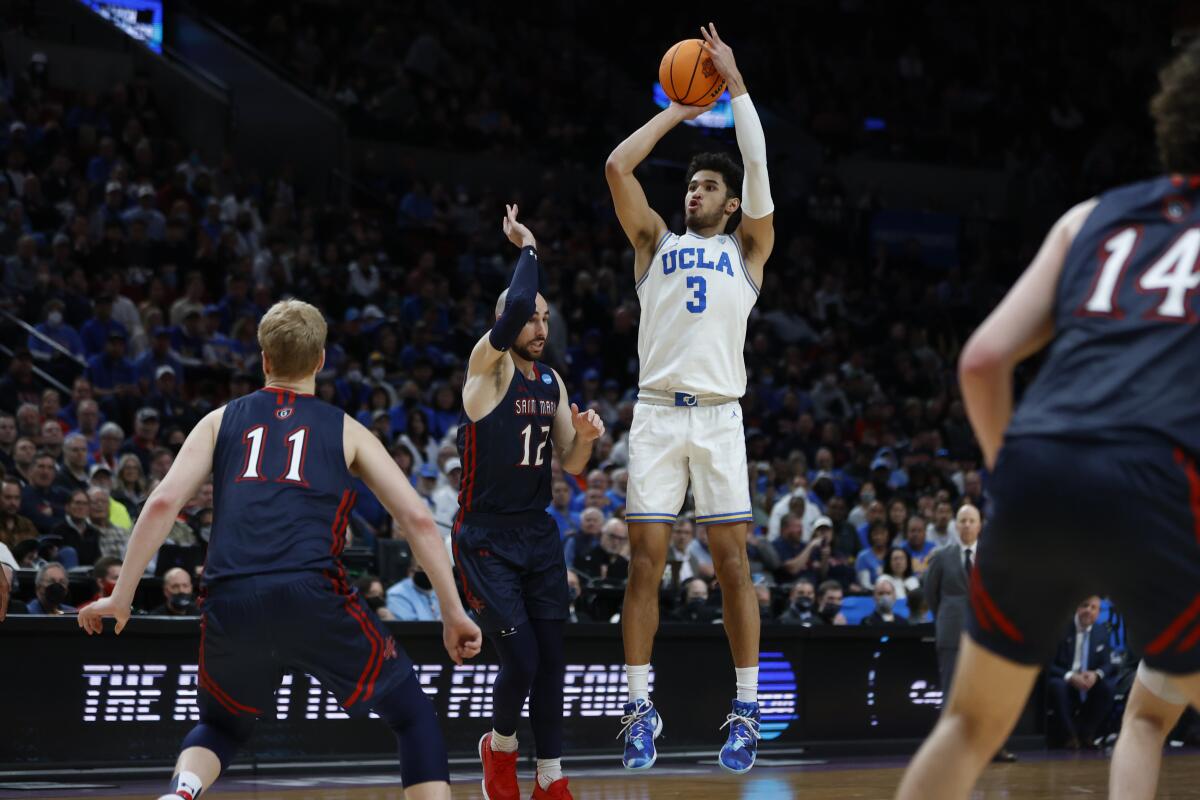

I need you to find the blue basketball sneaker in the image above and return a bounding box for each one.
[718,699,761,774]
[618,699,663,770]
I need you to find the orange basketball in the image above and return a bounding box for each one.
[659,39,726,106]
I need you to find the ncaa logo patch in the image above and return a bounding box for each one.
[275,407,294,420]
[541,373,553,385]
[1164,194,1191,222]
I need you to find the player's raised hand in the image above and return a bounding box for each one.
[699,23,744,92]
[443,614,483,666]
[501,203,537,250]
[570,403,605,442]
[78,595,133,636]
[668,101,717,121]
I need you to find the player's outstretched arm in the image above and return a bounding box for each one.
[606,105,706,268]
[79,408,223,636]
[959,198,1097,468]
[464,204,538,420]
[345,417,482,665]
[700,23,774,277]
[549,370,605,475]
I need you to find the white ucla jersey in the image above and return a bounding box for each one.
[636,230,759,398]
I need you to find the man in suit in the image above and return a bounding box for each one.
[923,503,1017,762]
[1046,595,1116,749]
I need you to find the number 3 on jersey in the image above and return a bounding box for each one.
[239,424,309,483]
[686,275,707,314]
[518,424,551,466]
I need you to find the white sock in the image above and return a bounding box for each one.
[625,664,650,703]
[735,666,759,704]
[171,770,204,800]
[536,758,562,789]
[490,730,518,752]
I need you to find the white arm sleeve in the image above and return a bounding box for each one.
[731,94,773,219]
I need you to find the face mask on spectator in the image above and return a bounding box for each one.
[346,370,363,383]
[169,592,193,610]
[413,572,432,591]
[793,597,813,613]
[370,367,385,381]
[365,595,386,611]
[47,311,63,326]
[860,491,875,505]
[44,581,68,606]
[877,595,895,613]
[820,602,841,620]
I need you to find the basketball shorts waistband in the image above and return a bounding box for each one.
[458,509,551,529]
[637,389,738,407]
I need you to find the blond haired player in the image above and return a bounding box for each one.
[80,300,481,800]
[605,22,775,773]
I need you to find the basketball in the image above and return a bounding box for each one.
[659,39,726,106]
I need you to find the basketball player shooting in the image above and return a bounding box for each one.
[896,36,1200,800]
[456,205,604,800]
[605,23,775,774]
[77,300,482,800]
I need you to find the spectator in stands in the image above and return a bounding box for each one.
[0,478,37,549]
[547,479,579,540]
[431,457,460,538]
[95,422,124,472]
[120,407,160,471]
[39,418,64,460]
[565,507,604,570]
[29,298,84,362]
[768,476,820,540]
[79,295,128,358]
[88,486,128,558]
[85,330,137,405]
[55,433,90,493]
[906,587,931,624]
[112,453,148,514]
[0,412,16,473]
[11,437,35,484]
[880,547,920,600]
[78,555,122,611]
[886,498,909,544]
[0,541,25,616]
[570,469,612,514]
[354,574,395,621]
[150,567,198,615]
[0,351,40,416]
[578,518,629,583]
[52,489,102,566]
[745,523,781,585]
[566,568,593,623]
[72,399,102,453]
[20,451,68,533]
[26,561,74,615]
[662,515,695,590]
[671,577,719,623]
[855,522,890,590]
[927,499,958,547]
[135,327,185,391]
[862,576,909,627]
[778,579,820,626]
[772,513,809,581]
[686,523,715,583]
[1047,596,1116,750]
[824,495,860,559]
[16,404,40,440]
[385,565,441,621]
[816,579,848,625]
[903,515,937,575]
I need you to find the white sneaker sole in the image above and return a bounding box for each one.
[622,713,664,771]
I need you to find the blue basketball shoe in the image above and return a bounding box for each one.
[618,699,663,770]
[718,699,761,774]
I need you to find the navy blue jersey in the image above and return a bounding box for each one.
[1008,175,1200,454]
[204,388,356,585]
[457,363,561,517]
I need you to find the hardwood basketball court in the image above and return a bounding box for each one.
[6,751,1200,799]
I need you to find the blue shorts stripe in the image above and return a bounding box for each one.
[695,510,754,524]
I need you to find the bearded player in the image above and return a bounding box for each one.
[604,23,774,773]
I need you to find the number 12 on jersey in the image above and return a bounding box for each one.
[518,424,551,466]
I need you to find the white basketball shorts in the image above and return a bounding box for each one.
[1138,660,1187,705]
[625,401,752,527]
